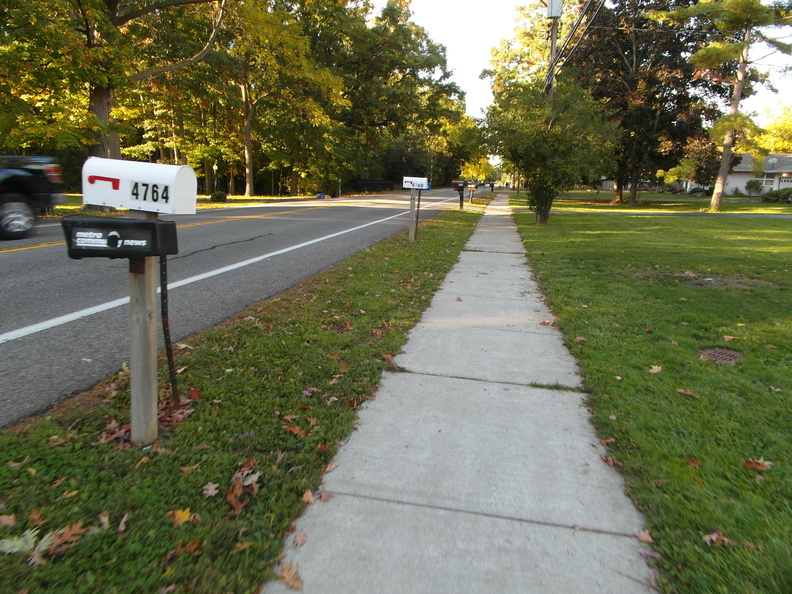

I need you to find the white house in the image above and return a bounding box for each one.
[726,153,792,195]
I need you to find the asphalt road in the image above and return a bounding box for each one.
[0,190,463,428]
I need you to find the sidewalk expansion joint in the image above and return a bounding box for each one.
[328,489,639,540]
[393,369,586,392]
[461,249,526,255]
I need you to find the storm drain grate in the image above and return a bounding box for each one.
[699,348,744,366]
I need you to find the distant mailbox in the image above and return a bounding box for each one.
[61,216,178,259]
[403,177,430,190]
[451,180,466,191]
[82,157,197,215]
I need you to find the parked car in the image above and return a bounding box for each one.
[0,155,64,239]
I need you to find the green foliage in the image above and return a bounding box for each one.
[514,211,792,592]
[760,187,792,203]
[744,179,763,196]
[758,106,792,152]
[0,209,482,592]
[1,0,470,194]
[486,81,618,223]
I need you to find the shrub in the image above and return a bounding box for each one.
[760,188,792,203]
[731,186,746,197]
[745,179,763,196]
[210,191,227,202]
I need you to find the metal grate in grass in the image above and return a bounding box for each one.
[699,348,744,366]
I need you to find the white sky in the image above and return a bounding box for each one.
[369,0,524,118]
[370,0,792,125]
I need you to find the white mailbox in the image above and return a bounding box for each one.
[402,176,430,190]
[82,157,197,215]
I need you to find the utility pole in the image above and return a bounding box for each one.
[547,0,564,101]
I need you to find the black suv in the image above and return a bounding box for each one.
[0,155,65,239]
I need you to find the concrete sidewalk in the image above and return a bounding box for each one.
[263,195,653,593]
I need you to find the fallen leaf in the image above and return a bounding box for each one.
[599,438,616,445]
[327,353,341,360]
[765,344,777,349]
[574,337,586,342]
[703,530,734,547]
[117,514,128,534]
[51,477,67,488]
[723,335,737,341]
[609,414,617,421]
[323,463,339,474]
[226,480,247,516]
[745,458,773,471]
[60,490,79,500]
[165,539,202,563]
[382,353,395,364]
[0,515,16,527]
[317,485,334,502]
[649,366,662,374]
[641,551,662,559]
[302,490,316,505]
[601,455,623,467]
[284,425,308,437]
[97,511,110,531]
[166,509,193,528]
[293,532,306,547]
[180,463,200,474]
[232,541,253,554]
[686,459,702,469]
[29,510,46,527]
[49,522,87,555]
[276,562,303,590]
[676,388,700,399]
[134,456,150,469]
[203,482,220,497]
[637,529,654,544]
[572,524,583,531]
[29,549,47,566]
[615,376,623,381]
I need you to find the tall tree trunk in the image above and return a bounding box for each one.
[204,159,214,194]
[290,170,299,196]
[628,168,640,205]
[710,28,751,212]
[241,80,255,196]
[531,183,556,224]
[613,177,623,204]
[89,86,121,159]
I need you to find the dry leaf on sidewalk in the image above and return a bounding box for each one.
[276,562,303,590]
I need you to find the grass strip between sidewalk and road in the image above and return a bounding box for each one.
[512,208,791,593]
[0,209,482,593]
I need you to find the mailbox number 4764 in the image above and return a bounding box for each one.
[131,182,169,203]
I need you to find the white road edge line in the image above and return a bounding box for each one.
[1,199,454,344]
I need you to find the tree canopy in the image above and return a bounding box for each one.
[1,0,472,195]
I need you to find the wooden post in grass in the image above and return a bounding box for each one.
[129,210,159,444]
[408,188,417,242]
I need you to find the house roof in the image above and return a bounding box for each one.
[733,153,792,173]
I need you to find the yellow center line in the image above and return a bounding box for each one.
[0,198,411,253]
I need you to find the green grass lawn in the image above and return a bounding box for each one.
[508,189,792,216]
[512,210,791,592]
[0,209,482,593]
